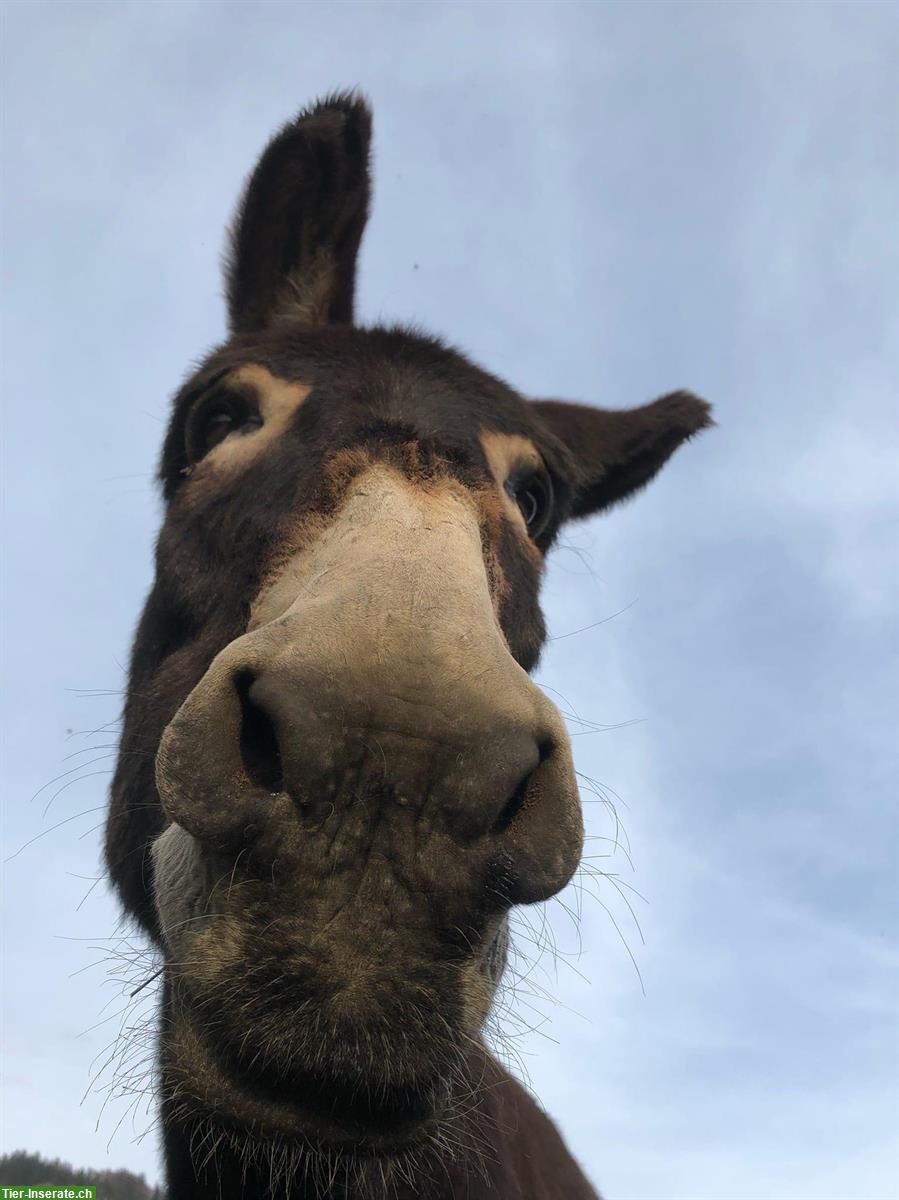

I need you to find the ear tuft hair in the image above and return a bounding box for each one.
[225,91,372,334]
[533,390,714,518]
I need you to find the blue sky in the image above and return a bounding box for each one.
[1,2,896,1197]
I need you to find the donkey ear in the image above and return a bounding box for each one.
[533,390,713,519]
[225,92,372,334]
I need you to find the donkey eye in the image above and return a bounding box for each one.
[203,408,236,448]
[187,393,261,462]
[505,472,553,539]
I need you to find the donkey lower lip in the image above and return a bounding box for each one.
[162,986,452,1150]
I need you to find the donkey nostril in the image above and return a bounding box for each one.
[537,736,554,763]
[490,741,552,836]
[491,771,532,836]
[235,669,284,793]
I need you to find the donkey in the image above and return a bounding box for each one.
[105,93,710,1199]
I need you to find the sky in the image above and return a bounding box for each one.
[1,2,897,1197]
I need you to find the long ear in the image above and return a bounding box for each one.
[225,92,372,334]
[533,390,713,518]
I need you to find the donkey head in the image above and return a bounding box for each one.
[106,94,710,1173]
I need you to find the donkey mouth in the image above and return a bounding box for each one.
[152,822,491,1144]
[163,988,450,1146]
[161,989,452,1155]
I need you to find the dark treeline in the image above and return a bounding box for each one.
[0,1151,164,1198]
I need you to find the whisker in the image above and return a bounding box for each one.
[549,597,638,641]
